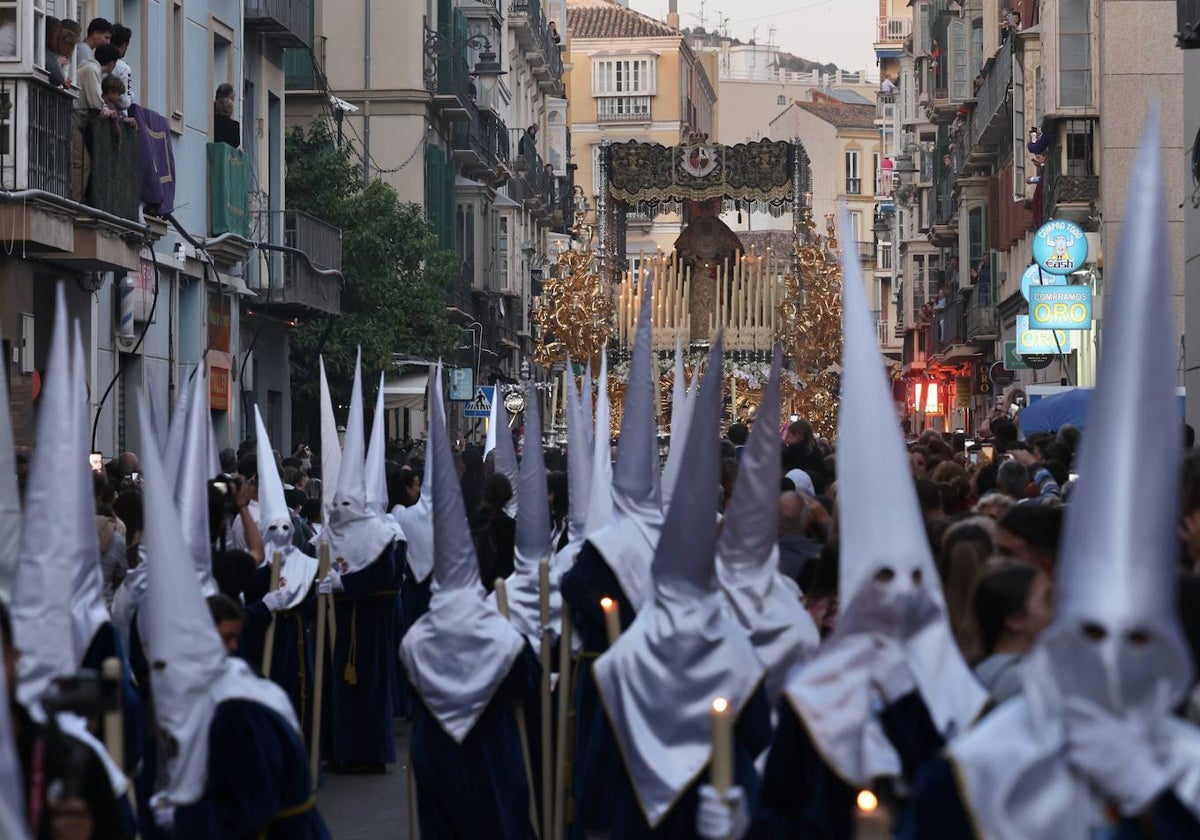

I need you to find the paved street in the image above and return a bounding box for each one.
[318,721,413,838]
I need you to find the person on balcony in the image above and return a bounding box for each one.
[72,43,121,202]
[548,19,561,44]
[518,123,538,170]
[214,83,241,149]
[45,18,80,90]
[971,254,992,307]
[74,17,111,66]
[109,24,134,115]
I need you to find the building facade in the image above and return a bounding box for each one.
[566,0,716,269]
[1185,1,1200,430]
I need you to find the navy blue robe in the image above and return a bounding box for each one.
[559,540,639,834]
[409,644,541,839]
[80,620,144,779]
[242,565,318,736]
[396,558,432,719]
[173,699,330,840]
[751,691,943,838]
[327,541,403,767]
[900,755,1200,839]
[592,684,772,838]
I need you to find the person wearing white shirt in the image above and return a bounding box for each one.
[109,24,134,115]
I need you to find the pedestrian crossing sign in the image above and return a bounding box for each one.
[464,386,495,418]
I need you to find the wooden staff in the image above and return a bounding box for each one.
[553,607,572,840]
[261,550,284,680]
[310,542,331,783]
[496,579,541,839]
[539,561,553,840]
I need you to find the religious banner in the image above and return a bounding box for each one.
[607,139,797,205]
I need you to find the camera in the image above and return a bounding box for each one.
[209,475,245,521]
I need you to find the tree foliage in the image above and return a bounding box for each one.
[284,121,460,438]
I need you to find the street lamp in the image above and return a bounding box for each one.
[422,27,507,99]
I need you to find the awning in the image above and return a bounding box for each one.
[383,371,429,412]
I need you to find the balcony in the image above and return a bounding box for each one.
[963,37,1012,171]
[933,296,967,356]
[876,91,896,124]
[432,53,474,119]
[966,299,1000,343]
[0,77,71,199]
[445,264,476,321]
[508,127,555,217]
[876,16,913,43]
[875,168,894,198]
[597,95,651,124]
[284,38,325,90]
[453,110,507,180]
[510,0,562,93]
[1044,173,1100,225]
[207,143,254,264]
[251,210,342,317]
[245,0,313,48]
[1179,0,1200,47]
[855,241,875,262]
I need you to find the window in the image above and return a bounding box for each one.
[597,96,651,122]
[872,151,881,195]
[1059,0,1091,107]
[776,94,786,106]
[1064,119,1095,176]
[845,149,861,194]
[497,216,510,291]
[947,18,969,103]
[1012,58,1025,198]
[847,210,862,246]
[970,18,983,80]
[169,0,184,126]
[592,57,655,96]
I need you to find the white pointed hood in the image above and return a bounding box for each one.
[948,114,1200,838]
[782,207,986,786]
[718,344,819,700]
[325,349,396,574]
[254,407,318,610]
[583,349,613,537]
[494,382,561,646]
[136,396,297,806]
[0,342,21,602]
[660,336,694,511]
[0,620,29,839]
[68,321,109,656]
[587,280,663,611]
[175,366,217,596]
[399,364,526,743]
[365,372,388,515]
[147,381,169,459]
[13,286,80,709]
[162,368,191,484]
[595,336,765,828]
[394,371,436,583]
[318,356,341,519]
[562,358,593,550]
[489,388,519,518]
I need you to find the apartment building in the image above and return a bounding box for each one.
[566,0,716,268]
[888,0,1181,432]
[0,0,339,457]
[1184,2,1200,429]
[286,0,572,394]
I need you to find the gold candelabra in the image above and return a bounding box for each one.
[532,198,613,371]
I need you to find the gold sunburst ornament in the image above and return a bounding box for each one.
[533,192,613,370]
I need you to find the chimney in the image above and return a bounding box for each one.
[668,0,679,29]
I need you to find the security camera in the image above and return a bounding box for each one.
[329,95,359,113]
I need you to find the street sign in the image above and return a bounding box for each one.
[1003,341,1030,371]
[449,368,474,401]
[989,362,1016,388]
[464,386,495,418]
[1032,219,1089,275]
[1016,315,1075,355]
[1029,286,1092,330]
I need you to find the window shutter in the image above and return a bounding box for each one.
[1012,58,1025,200]
[948,19,969,103]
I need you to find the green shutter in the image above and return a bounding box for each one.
[207,142,251,238]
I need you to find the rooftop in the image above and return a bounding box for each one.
[566,0,680,40]
[792,101,877,130]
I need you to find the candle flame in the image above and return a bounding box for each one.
[856,790,878,813]
[711,697,729,714]
[600,597,616,613]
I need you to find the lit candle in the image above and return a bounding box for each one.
[600,596,620,646]
[710,696,733,795]
[495,578,510,619]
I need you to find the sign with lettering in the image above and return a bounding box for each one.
[210,365,230,411]
[1029,286,1093,330]
[1019,262,1067,303]
[1032,219,1089,276]
[1016,315,1075,355]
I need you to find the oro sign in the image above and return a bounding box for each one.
[1029,286,1093,331]
[1015,315,1075,355]
[1032,219,1089,276]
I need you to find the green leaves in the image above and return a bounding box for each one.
[285,121,460,431]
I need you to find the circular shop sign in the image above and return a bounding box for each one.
[1032,219,1089,276]
[1022,353,1055,370]
[989,362,1016,388]
[1020,262,1067,302]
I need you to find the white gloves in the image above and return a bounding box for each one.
[150,792,176,832]
[696,784,749,840]
[261,589,290,613]
[1063,696,1174,816]
[318,569,343,595]
[870,635,916,704]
